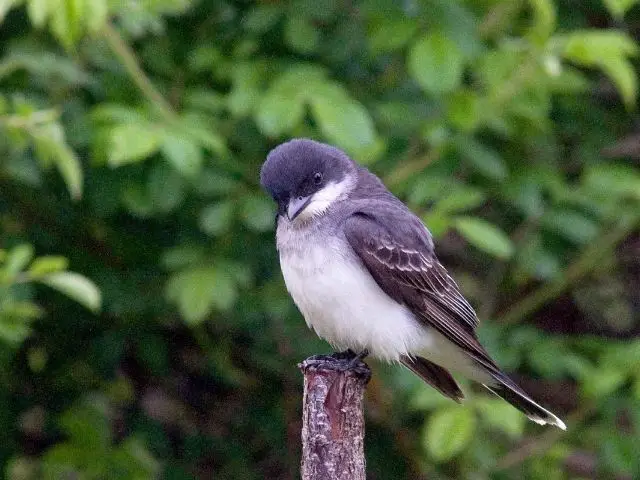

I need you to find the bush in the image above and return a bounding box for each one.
[1,1,639,478]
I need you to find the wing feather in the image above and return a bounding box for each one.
[344,213,499,371]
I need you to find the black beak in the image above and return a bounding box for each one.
[287,195,312,221]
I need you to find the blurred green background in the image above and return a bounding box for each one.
[1,0,639,478]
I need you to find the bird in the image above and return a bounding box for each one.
[260,138,566,430]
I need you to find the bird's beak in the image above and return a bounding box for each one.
[287,195,312,221]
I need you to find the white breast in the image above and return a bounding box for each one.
[279,237,426,361]
[276,224,487,382]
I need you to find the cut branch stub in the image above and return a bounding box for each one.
[299,355,371,480]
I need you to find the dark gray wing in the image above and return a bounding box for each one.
[344,212,499,370]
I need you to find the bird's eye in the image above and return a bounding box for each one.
[313,172,323,185]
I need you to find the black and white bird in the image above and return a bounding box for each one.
[260,138,566,430]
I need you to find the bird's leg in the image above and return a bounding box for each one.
[348,349,369,368]
[306,349,355,363]
[356,349,369,360]
[331,349,358,360]
[302,349,370,376]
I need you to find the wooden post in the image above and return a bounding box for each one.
[298,355,371,480]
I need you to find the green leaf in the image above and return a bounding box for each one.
[541,210,599,244]
[84,0,108,33]
[108,123,161,166]
[27,0,50,27]
[422,211,451,238]
[424,406,476,462]
[240,195,275,232]
[435,187,486,213]
[91,104,146,124]
[582,366,627,398]
[49,0,83,50]
[284,16,320,54]
[502,178,544,217]
[227,62,264,117]
[600,56,638,108]
[603,0,639,19]
[454,136,508,180]
[408,32,465,94]
[42,444,86,475]
[30,122,83,199]
[121,184,154,217]
[60,401,109,447]
[409,386,452,411]
[184,89,226,114]
[192,169,238,196]
[268,64,328,95]
[161,133,203,178]
[0,0,23,23]
[39,272,102,312]
[53,142,83,200]
[633,377,640,400]
[255,91,305,137]
[528,339,566,378]
[28,256,69,277]
[161,245,206,270]
[199,201,234,236]
[559,30,638,65]
[309,84,379,162]
[4,244,34,275]
[243,4,282,33]
[179,112,228,157]
[165,267,237,325]
[558,30,638,107]
[516,234,561,280]
[527,0,556,44]
[453,217,514,259]
[583,164,640,200]
[367,17,418,54]
[0,316,34,345]
[474,397,526,438]
[0,301,43,321]
[446,90,480,131]
[147,164,186,213]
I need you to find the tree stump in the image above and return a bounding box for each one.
[299,354,372,480]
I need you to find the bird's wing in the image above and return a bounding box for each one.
[344,212,498,370]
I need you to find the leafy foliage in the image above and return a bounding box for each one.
[1,0,639,479]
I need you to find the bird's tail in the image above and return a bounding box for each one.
[401,355,464,403]
[483,371,566,430]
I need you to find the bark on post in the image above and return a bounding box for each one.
[298,355,371,480]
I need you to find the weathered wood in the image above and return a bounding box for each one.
[299,355,371,480]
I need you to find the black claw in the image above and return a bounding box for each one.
[330,349,357,360]
[307,353,337,362]
[347,349,369,368]
[299,350,371,381]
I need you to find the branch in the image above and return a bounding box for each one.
[496,214,639,325]
[101,23,177,121]
[299,355,371,480]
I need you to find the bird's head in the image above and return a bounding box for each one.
[260,139,357,222]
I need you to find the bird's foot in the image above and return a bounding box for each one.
[307,348,363,362]
[332,349,358,360]
[301,349,371,380]
[339,348,369,368]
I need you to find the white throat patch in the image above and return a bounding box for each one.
[294,177,353,222]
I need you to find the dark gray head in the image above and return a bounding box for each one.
[260,139,357,221]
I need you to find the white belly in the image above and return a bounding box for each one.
[279,238,487,382]
[279,239,427,361]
